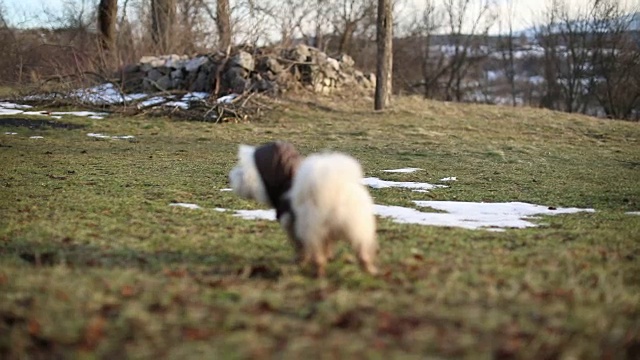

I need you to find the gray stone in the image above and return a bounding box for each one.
[290,44,311,62]
[155,75,172,91]
[265,57,283,74]
[147,69,163,82]
[185,56,209,72]
[171,69,184,80]
[230,51,255,71]
[190,71,211,92]
[326,57,340,72]
[339,54,355,68]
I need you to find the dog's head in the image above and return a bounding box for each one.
[229,144,270,205]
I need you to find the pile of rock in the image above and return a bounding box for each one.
[119,45,376,96]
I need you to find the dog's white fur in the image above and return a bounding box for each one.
[229,145,378,276]
[229,145,270,205]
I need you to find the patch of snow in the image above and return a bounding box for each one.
[233,209,276,221]
[87,133,135,140]
[51,111,109,118]
[220,188,233,192]
[5,132,17,135]
[168,199,594,231]
[0,102,32,109]
[71,83,148,105]
[440,177,457,182]
[0,108,24,115]
[137,96,167,108]
[403,201,595,230]
[170,203,202,210]
[216,94,239,104]
[29,136,44,139]
[163,101,189,110]
[626,211,640,215]
[363,177,448,191]
[382,168,422,173]
[182,92,209,101]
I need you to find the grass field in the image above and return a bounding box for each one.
[1,95,639,359]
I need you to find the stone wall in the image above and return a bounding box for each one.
[119,45,376,96]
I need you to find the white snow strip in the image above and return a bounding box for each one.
[440,177,457,182]
[5,132,17,135]
[29,136,44,139]
[170,203,202,210]
[137,96,167,108]
[626,211,640,215]
[233,209,277,221]
[220,188,233,192]
[51,111,109,118]
[382,168,422,173]
[182,92,209,101]
[363,177,448,191]
[400,201,595,230]
[216,94,239,104]
[163,101,189,110]
[168,200,594,231]
[0,102,32,109]
[71,83,148,105]
[0,108,24,115]
[87,133,135,140]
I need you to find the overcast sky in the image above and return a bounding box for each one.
[2,0,637,33]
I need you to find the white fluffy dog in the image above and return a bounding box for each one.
[229,141,378,277]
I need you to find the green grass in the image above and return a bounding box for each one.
[1,95,639,359]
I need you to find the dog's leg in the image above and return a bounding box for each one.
[323,236,336,261]
[312,248,327,278]
[280,213,304,264]
[345,219,378,275]
[357,248,378,275]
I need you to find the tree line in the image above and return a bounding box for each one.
[0,0,638,119]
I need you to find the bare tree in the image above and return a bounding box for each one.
[588,0,640,119]
[375,0,393,110]
[497,0,517,106]
[245,0,312,47]
[331,0,377,54]
[216,0,232,50]
[414,0,446,98]
[151,0,176,52]
[98,0,118,53]
[442,0,495,101]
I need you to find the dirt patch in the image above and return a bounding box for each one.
[0,118,85,129]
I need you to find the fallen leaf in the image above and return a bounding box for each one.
[120,285,136,298]
[182,327,213,340]
[28,319,41,336]
[83,316,106,349]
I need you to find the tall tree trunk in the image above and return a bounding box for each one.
[374,0,392,110]
[216,0,231,51]
[151,0,175,53]
[97,0,117,52]
[338,22,356,54]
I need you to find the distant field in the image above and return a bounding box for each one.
[1,95,639,359]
